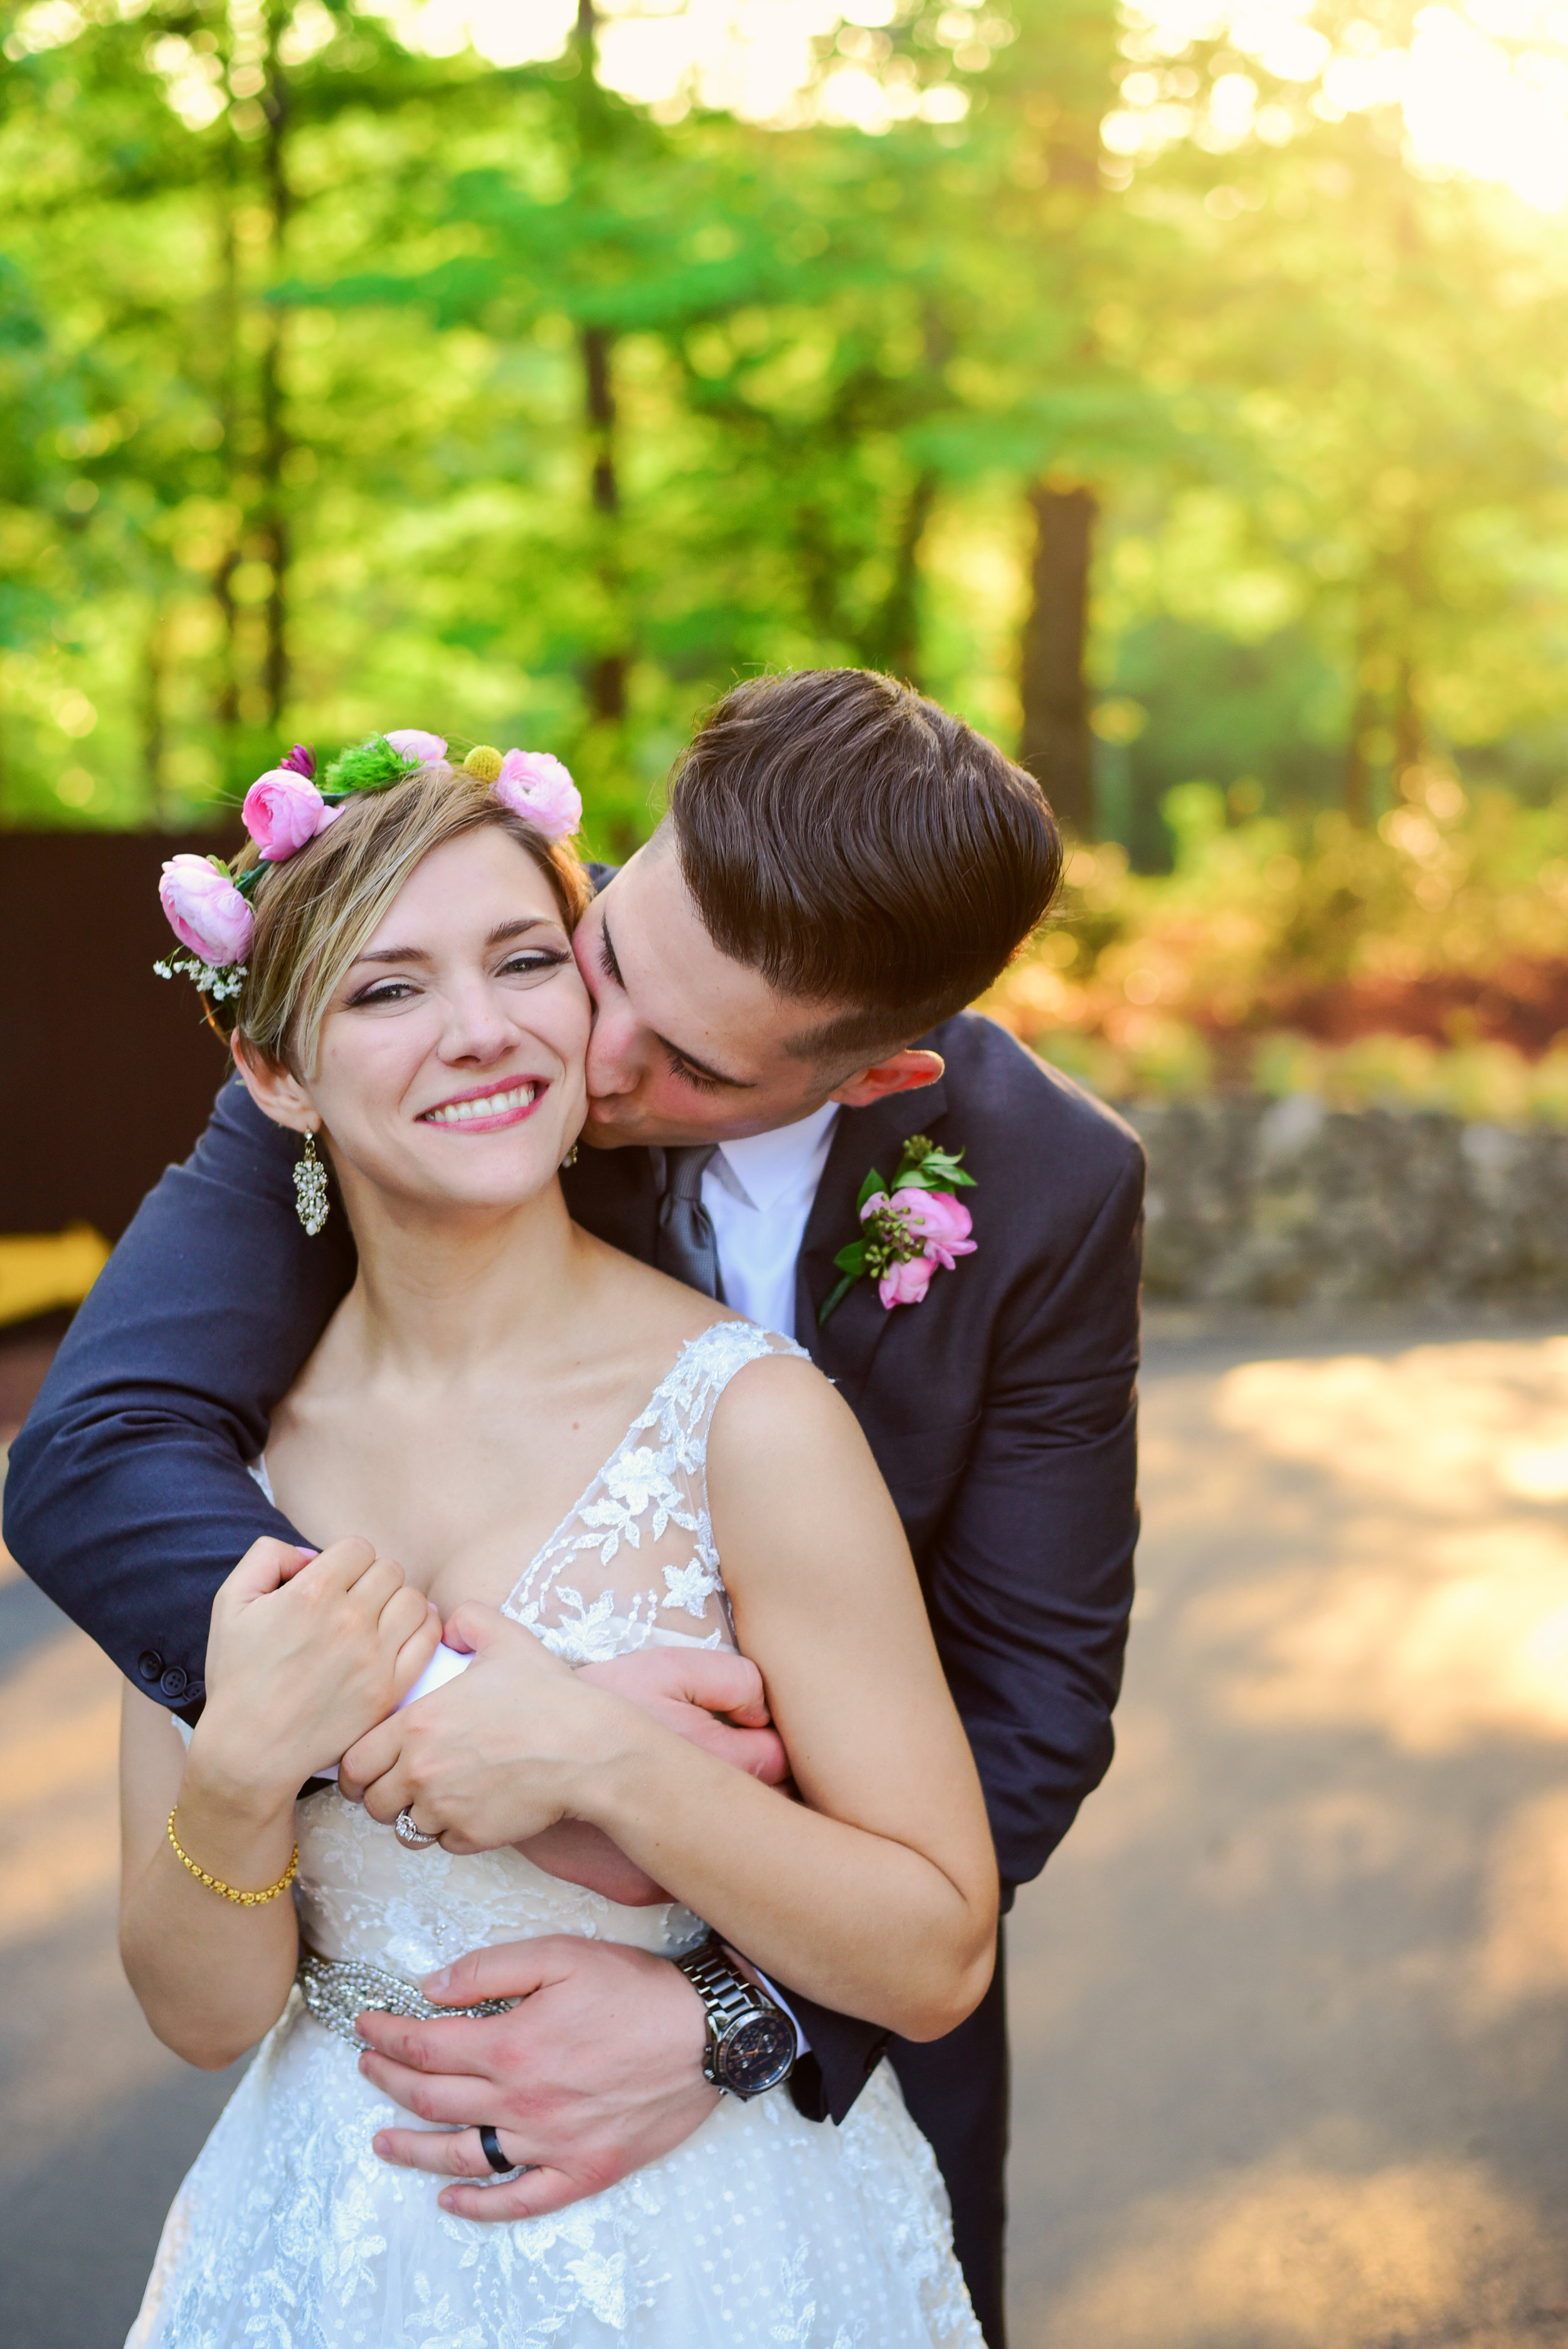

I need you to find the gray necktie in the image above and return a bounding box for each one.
[655,1145,724,1300]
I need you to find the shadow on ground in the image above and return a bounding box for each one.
[1006,1316,1568,2349]
[0,1576,242,2349]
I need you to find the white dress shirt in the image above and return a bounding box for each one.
[699,1101,840,2059]
[702,1102,840,1341]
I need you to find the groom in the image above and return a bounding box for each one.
[6,667,1142,2349]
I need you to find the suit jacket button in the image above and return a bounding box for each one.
[137,1650,163,1682]
[159,1665,188,1699]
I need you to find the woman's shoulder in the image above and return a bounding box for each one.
[700,1326,854,1457]
[576,1228,768,1352]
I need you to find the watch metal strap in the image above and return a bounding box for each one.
[675,1934,782,2079]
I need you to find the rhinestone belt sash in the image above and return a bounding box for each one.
[297,1951,522,2048]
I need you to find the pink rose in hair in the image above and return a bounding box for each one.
[494,748,582,842]
[384,728,448,765]
[889,1187,976,1270]
[159,856,253,967]
[878,1254,936,1310]
[242,769,339,862]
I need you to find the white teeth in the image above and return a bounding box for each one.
[425,1083,536,1127]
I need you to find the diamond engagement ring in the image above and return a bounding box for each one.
[394,1806,441,1851]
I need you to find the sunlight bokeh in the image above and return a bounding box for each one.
[1197,1344,1568,1751]
[1118,0,1568,207]
[374,0,1568,206]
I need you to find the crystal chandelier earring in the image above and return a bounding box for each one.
[294,1130,330,1236]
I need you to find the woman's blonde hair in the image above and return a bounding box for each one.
[233,762,590,1075]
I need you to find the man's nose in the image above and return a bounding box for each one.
[583,998,642,1098]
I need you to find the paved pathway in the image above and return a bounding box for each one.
[4,1317,1568,2345]
[1007,1317,1568,2349]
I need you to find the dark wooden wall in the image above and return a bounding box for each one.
[1,830,245,1239]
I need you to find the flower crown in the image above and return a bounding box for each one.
[155,730,582,1024]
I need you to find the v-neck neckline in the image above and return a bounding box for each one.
[496,1319,755,1617]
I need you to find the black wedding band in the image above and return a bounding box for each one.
[478,2124,513,2177]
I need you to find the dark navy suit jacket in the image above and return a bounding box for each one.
[6,1007,1143,2124]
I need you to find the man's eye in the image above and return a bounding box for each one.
[668,1049,723,1095]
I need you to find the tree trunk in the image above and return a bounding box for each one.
[212,156,240,743]
[259,4,292,730]
[143,616,167,822]
[1344,682,1377,828]
[1019,481,1096,835]
[581,321,628,724]
[1392,654,1422,785]
[871,468,938,685]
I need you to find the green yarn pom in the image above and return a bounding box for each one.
[321,735,416,797]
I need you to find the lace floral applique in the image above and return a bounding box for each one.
[661,1558,720,1617]
[502,1321,805,1657]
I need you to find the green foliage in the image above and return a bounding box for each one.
[3,0,1568,892]
[988,773,1568,1119]
[320,734,415,795]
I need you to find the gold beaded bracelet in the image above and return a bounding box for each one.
[167,1808,300,1907]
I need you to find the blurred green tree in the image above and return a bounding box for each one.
[3,0,1567,878]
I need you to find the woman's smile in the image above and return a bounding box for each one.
[417,1076,549,1133]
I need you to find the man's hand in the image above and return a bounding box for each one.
[358,1936,717,2221]
[516,1649,790,1902]
[576,1646,787,1783]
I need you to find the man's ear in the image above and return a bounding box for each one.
[230,1032,318,1135]
[829,1049,945,1111]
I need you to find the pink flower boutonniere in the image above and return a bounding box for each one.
[818,1134,978,1326]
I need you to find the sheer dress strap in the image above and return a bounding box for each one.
[501,1321,807,1666]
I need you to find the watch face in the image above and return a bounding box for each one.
[718,2010,797,2097]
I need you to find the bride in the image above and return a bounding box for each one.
[119,745,997,2346]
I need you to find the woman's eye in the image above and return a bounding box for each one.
[349,979,418,1007]
[498,949,568,980]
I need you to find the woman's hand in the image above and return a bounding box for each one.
[339,1604,650,1854]
[191,1534,441,1805]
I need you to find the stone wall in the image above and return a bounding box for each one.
[1123,1095,1568,1305]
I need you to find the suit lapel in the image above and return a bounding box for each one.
[797,1075,950,1406]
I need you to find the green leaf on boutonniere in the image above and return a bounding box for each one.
[817,1270,860,1326]
[895,1137,975,1191]
[833,1239,867,1277]
[855,1167,887,1212]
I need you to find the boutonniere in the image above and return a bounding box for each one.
[818,1134,978,1327]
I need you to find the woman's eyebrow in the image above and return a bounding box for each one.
[352,943,430,968]
[351,917,553,969]
[487,916,553,946]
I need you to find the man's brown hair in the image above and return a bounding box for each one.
[667,669,1062,1065]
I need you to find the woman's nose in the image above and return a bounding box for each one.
[437,981,516,1064]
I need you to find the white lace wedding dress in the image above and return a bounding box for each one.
[128,1321,982,2349]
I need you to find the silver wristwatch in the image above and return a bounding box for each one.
[674,1933,797,2099]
